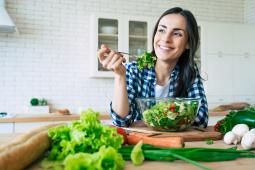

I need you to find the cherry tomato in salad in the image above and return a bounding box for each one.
[169,103,175,112]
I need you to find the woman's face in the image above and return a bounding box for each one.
[153,14,188,63]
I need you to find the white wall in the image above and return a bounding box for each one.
[0,0,247,114]
[244,0,255,23]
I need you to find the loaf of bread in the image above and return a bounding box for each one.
[0,123,65,170]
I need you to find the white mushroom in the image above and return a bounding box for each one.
[232,124,249,138]
[249,128,255,134]
[241,131,255,149]
[224,131,239,145]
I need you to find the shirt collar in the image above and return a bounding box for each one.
[171,64,180,80]
[142,64,180,83]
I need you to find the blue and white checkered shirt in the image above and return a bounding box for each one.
[110,62,208,128]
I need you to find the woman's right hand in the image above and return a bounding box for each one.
[97,44,126,76]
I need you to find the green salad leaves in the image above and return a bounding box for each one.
[143,100,199,131]
[136,52,156,70]
[45,108,124,170]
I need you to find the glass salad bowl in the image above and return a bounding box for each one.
[135,97,200,131]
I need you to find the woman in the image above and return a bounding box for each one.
[98,7,208,128]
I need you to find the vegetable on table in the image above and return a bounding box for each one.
[223,124,255,149]
[64,146,124,170]
[214,109,255,134]
[47,109,123,161]
[127,132,184,148]
[130,141,144,165]
[232,124,249,138]
[241,131,255,149]
[119,144,255,170]
[205,139,214,145]
[223,131,239,145]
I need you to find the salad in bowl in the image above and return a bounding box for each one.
[135,97,200,131]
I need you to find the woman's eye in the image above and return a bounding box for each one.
[158,29,165,33]
[173,32,182,37]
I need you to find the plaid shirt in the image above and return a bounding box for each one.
[110,62,208,128]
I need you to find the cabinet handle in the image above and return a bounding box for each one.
[244,52,249,58]
[217,51,223,58]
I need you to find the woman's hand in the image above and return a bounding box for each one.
[98,44,126,76]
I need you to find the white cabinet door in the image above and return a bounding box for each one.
[0,123,14,134]
[233,95,255,104]
[204,54,233,95]
[204,22,234,54]
[89,14,123,78]
[233,24,255,55]
[233,55,255,95]
[14,122,50,133]
[207,95,233,109]
[89,14,154,78]
[14,121,68,133]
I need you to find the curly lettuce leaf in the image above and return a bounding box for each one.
[64,146,124,170]
[47,108,123,161]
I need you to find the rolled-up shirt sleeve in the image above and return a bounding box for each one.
[109,63,139,127]
[188,73,209,128]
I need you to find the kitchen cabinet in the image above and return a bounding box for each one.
[203,53,233,95]
[233,25,255,55]
[233,54,255,95]
[204,22,234,55]
[208,116,224,126]
[202,22,255,108]
[89,13,156,78]
[0,123,14,134]
[14,121,67,133]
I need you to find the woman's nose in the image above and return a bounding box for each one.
[162,32,173,43]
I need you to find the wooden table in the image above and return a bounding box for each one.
[1,133,254,170]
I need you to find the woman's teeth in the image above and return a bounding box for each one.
[159,45,171,50]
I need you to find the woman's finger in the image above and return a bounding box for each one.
[98,44,110,62]
[107,53,123,68]
[111,57,125,71]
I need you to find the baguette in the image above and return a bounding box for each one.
[0,122,66,153]
[0,130,50,170]
[0,123,66,170]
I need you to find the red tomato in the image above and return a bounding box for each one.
[169,103,175,112]
[109,125,128,144]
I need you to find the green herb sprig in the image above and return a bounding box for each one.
[136,52,156,70]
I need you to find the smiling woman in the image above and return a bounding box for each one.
[97,7,208,128]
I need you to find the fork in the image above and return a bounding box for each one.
[118,51,137,58]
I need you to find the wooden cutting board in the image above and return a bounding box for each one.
[124,126,222,142]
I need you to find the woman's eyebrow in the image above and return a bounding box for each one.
[173,28,185,32]
[159,25,185,32]
[158,24,167,29]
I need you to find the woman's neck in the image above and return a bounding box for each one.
[155,60,177,86]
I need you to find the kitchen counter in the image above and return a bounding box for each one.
[0,111,227,123]
[0,113,110,123]
[1,133,254,170]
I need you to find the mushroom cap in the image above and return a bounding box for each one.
[232,124,249,138]
[241,131,255,149]
[224,131,237,145]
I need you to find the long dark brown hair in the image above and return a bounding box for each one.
[151,7,200,97]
